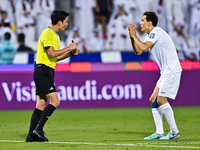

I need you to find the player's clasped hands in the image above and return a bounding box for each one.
[128,23,136,38]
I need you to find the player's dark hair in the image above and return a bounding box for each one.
[143,11,158,26]
[51,9,70,25]
[4,32,11,40]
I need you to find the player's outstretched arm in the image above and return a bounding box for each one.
[128,23,153,55]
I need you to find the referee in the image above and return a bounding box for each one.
[26,9,80,142]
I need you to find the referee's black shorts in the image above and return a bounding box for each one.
[34,64,57,97]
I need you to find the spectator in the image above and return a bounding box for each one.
[107,4,132,51]
[94,0,111,40]
[0,32,17,64]
[189,0,200,48]
[182,0,190,38]
[17,33,34,52]
[0,18,18,48]
[0,11,7,28]
[154,0,168,32]
[134,0,154,24]
[0,0,16,31]
[87,28,105,52]
[15,0,36,46]
[165,0,185,37]
[111,0,136,23]
[33,0,55,40]
[171,24,189,61]
[65,26,87,53]
[73,0,96,40]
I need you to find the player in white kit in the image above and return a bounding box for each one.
[128,11,182,140]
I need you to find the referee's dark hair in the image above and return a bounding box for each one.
[4,32,11,40]
[51,9,70,25]
[143,11,158,27]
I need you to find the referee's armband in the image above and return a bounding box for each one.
[45,46,51,50]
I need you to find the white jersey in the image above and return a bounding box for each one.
[145,26,182,74]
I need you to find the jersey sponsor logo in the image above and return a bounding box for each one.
[149,33,155,39]
[161,91,165,94]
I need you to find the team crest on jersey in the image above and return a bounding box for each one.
[149,33,155,39]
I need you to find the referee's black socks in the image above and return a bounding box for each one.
[28,108,43,136]
[37,104,56,131]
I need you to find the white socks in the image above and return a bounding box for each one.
[152,108,164,134]
[160,102,179,134]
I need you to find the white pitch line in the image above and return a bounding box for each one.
[0,140,24,143]
[0,140,200,149]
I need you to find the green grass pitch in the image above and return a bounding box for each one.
[0,106,200,150]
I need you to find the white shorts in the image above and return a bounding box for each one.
[156,71,182,100]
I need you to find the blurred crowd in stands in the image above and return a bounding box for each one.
[0,0,200,64]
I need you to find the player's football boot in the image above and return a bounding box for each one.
[25,135,41,142]
[32,129,49,142]
[160,132,180,140]
[144,132,165,140]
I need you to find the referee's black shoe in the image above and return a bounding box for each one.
[25,135,41,142]
[32,129,49,142]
